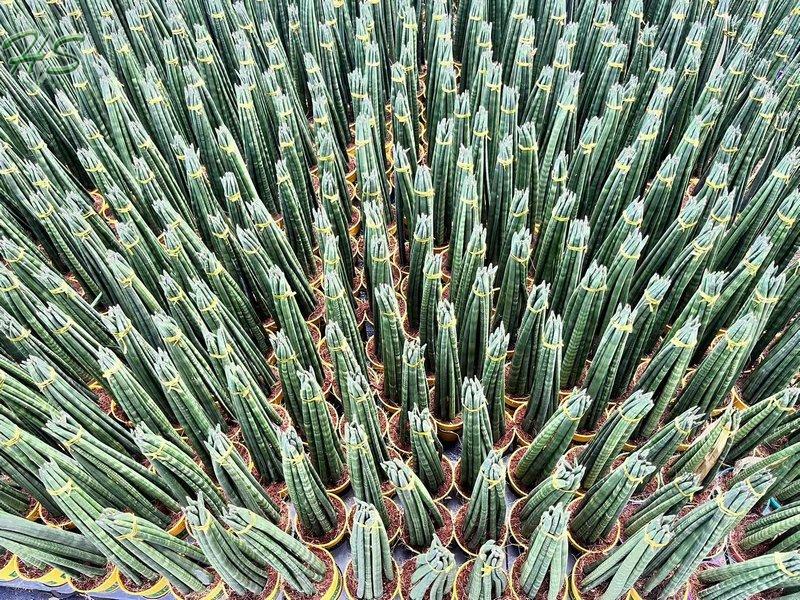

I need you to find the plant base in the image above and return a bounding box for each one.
[338,406,389,441]
[507,446,532,497]
[406,454,454,501]
[453,503,508,556]
[282,547,342,600]
[69,564,120,594]
[295,493,348,549]
[347,496,402,544]
[509,497,529,547]
[344,560,400,600]
[226,569,280,600]
[493,415,516,455]
[453,461,472,500]
[399,502,454,553]
[117,573,172,598]
[727,513,767,564]
[169,573,226,600]
[325,463,351,495]
[452,559,513,600]
[567,499,621,555]
[399,556,453,600]
[512,405,533,447]
[510,551,567,600]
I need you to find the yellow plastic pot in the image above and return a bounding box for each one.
[199,580,227,600]
[168,514,186,536]
[434,417,462,443]
[327,471,351,496]
[119,575,171,598]
[731,387,748,411]
[570,558,689,600]
[37,567,69,587]
[16,558,68,587]
[507,447,529,497]
[504,394,526,411]
[451,561,471,600]
[263,579,280,600]
[168,576,226,600]
[0,555,18,582]
[628,585,689,600]
[68,566,121,594]
[569,555,591,600]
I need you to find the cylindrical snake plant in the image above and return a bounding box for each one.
[400,337,430,444]
[224,503,326,594]
[641,471,774,598]
[465,541,508,600]
[346,422,392,526]
[409,407,446,494]
[699,551,800,600]
[624,474,702,537]
[349,500,396,599]
[346,371,390,467]
[571,451,655,545]
[134,424,225,515]
[44,411,176,527]
[517,503,569,600]
[743,498,800,554]
[581,516,675,600]
[580,303,635,431]
[434,299,462,423]
[97,509,211,593]
[407,537,456,600]
[560,260,608,388]
[0,512,106,579]
[507,282,549,397]
[462,450,506,549]
[374,284,406,407]
[383,458,443,548]
[458,264,497,380]
[298,368,344,486]
[38,459,156,584]
[280,427,338,539]
[578,390,654,488]
[518,459,585,538]
[481,324,509,442]
[185,493,268,596]
[521,312,563,436]
[460,378,494,493]
[516,389,591,489]
[206,426,281,522]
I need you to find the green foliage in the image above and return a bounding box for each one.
[467,542,508,600]
[350,501,395,599]
[281,427,337,538]
[97,509,211,594]
[518,504,568,600]
[408,538,456,600]
[462,451,506,549]
[0,512,106,579]
[224,504,326,595]
[384,458,443,548]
